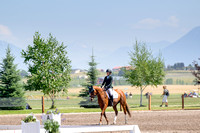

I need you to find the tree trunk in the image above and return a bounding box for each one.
[50,98,56,109]
[140,88,143,107]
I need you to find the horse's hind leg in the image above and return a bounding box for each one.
[122,104,128,124]
[113,101,118,124]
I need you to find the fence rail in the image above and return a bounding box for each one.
[0,125,141,133]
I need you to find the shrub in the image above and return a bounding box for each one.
[23,115,36,123]
[44,119,60,133]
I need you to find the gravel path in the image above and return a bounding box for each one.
[0,110,200,133]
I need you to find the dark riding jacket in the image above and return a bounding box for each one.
[101,75,113,90]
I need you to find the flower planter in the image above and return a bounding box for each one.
[42,113,61,125]
[21,120,40,133]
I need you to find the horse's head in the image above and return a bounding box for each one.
[88,86,97,101]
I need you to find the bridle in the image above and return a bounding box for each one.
[89,91,95,101]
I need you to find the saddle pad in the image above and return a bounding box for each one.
[113,90,118,99]
[106,89,119,99]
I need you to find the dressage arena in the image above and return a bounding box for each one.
[0,110,200,133]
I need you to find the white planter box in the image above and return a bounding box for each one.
[42,113,61,125]
[21,120,40,133]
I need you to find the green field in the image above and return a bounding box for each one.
[0,94,199,115]
[0,70,199,115]
[69,70,195,87]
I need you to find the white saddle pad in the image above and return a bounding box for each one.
[106,90,118,99]
[113,90,118,99]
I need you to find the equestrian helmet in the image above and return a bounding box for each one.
[106,69,112,73]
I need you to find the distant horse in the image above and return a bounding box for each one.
[89,86,131,125]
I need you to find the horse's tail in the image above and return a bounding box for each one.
[126,102,131,117]
[119,89,131,117]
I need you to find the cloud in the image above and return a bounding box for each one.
[0,24,12,36]
[165,16,179,27]
[133,16,179,30]
[0,24,21,48]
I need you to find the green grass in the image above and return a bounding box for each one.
[0,94,200,115]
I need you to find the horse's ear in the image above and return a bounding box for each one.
[88,86,94,93]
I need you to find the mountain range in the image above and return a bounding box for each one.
[0,26,200,70]
[0,41,26,70]
[162,26,200,66]
[98,26,200,68]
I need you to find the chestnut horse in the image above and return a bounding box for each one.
[89,86,131,125]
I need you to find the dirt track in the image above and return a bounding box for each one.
[0,110,200,133]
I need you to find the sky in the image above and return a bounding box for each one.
[0,0,200,69]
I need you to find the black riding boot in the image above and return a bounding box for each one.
[110,95,113,106]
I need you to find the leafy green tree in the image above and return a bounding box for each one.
[22,32,71,109]
[0,46,25,110]
[79,50,98,97]
[192,59,200,85]
[124,41,165,106]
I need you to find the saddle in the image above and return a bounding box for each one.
[105,89,118,106]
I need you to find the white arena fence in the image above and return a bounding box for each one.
[0,125,141,133]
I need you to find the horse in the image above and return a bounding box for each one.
[89,86,131,125]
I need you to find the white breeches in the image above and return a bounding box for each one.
[107,88,113,97]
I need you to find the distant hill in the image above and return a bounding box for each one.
[97,41,171,69]
[162,26,200,66]
[0,41,27,70]
[0,26,199,70]
[100,26,200,68]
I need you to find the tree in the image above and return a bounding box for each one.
[124,41,165,106]
[79,49,98,97]
[0,46,25,110]
[22,32,71,109]
[174,62,185,70]
[192,59,200,85]
[186,64,194,70]
[79,50,99,108]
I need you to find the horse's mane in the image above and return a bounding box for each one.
[93,86,102,92]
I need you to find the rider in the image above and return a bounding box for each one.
[101,69,113,104]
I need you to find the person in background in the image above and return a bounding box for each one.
[160,86,169,107]
[193,91,198,96]
[26,103,32,110]
[145,92,152,99]
[129,92,133,99]
[125,92,128,99]
[183,91,187,97]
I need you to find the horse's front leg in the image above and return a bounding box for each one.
[99,112,103,125]
[99,105,108,125]
[103,112,109,125]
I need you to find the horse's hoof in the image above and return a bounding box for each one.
[107,122,110,125]
[99,122,102,125]
[113,122,116,125]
